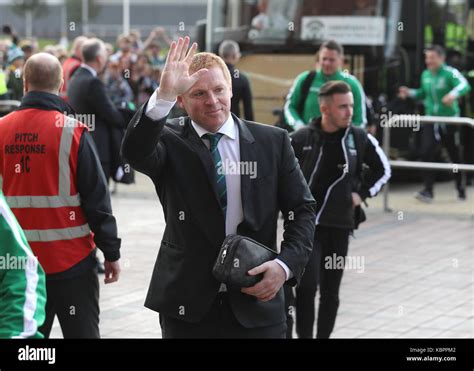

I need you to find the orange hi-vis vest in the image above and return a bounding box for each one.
[0,108,95,274]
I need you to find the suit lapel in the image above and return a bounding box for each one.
[176,117,225,247]
[234,114,257,231]
[183,117,226,224]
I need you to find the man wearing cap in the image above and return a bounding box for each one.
[6,47,24,100]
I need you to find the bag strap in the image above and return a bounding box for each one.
[351,128,369,208]
[296,70,316,116]
[351,127,368,177]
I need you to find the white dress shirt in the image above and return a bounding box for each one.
[145,91,292,280]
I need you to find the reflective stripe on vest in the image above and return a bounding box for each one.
[24,224,91,242]
[5,195,81,208]
[59,119,75,195]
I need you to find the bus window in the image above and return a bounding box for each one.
[247,0,297,41]
[210,0,387,47]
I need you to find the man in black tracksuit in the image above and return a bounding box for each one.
[288,81,391,338]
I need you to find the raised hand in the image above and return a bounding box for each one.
[156,36,208,101]
[154,27,165,37]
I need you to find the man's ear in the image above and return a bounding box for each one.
[58,78,64,94]
[320,101,328,115]
[176,95,184,108]
[23,77,28,94]
[338,54,344,69]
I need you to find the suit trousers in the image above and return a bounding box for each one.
[421,124,465,193]
[292,226,350,339]
[159,292,286,339]
[461,125,473,184]
[39,269,100,338]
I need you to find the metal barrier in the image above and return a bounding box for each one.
[0,100,21,112]
[382,115,474,212]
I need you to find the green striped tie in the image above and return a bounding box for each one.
[203,133,227,217]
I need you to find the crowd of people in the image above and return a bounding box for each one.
[0,26,170,108]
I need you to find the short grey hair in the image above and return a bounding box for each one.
[81,38,106,63]
[319,40,344,56]
[218,40,240,60]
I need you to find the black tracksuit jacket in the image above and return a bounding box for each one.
[290,117,391,229]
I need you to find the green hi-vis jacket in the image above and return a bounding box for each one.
[284,69,367,130]
[410,64,471,117]
[0,190,46,338]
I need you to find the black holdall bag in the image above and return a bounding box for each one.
[353,204,367,229]
[213,235,278,289]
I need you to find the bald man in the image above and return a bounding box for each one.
[60,36,88,101]
[0,53,121,338]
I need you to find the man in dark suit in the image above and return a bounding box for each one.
[121,37,316,338]
[68,38,125,181]
[218,40,254,121]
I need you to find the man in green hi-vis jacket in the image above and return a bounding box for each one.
[399,45,471,203]
[0,190,46,338]
[284,40,367,130]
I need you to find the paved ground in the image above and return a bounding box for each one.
[50,173,473,338]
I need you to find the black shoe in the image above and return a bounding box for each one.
[458,189,466,200]
[415,189,433,203]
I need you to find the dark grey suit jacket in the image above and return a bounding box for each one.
[121,103,316,328]
[68,67,125,166]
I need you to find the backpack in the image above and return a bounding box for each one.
[275,71,316,132]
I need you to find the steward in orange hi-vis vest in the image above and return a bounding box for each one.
[0,91,121,276]
[0,102,93,273]
[2,52,121,339]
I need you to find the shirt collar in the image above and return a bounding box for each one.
[191,114,237,140]
[430,64,445,76]
[320,69,343,81]
[80,63,97,77]
[19,91,75,115]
